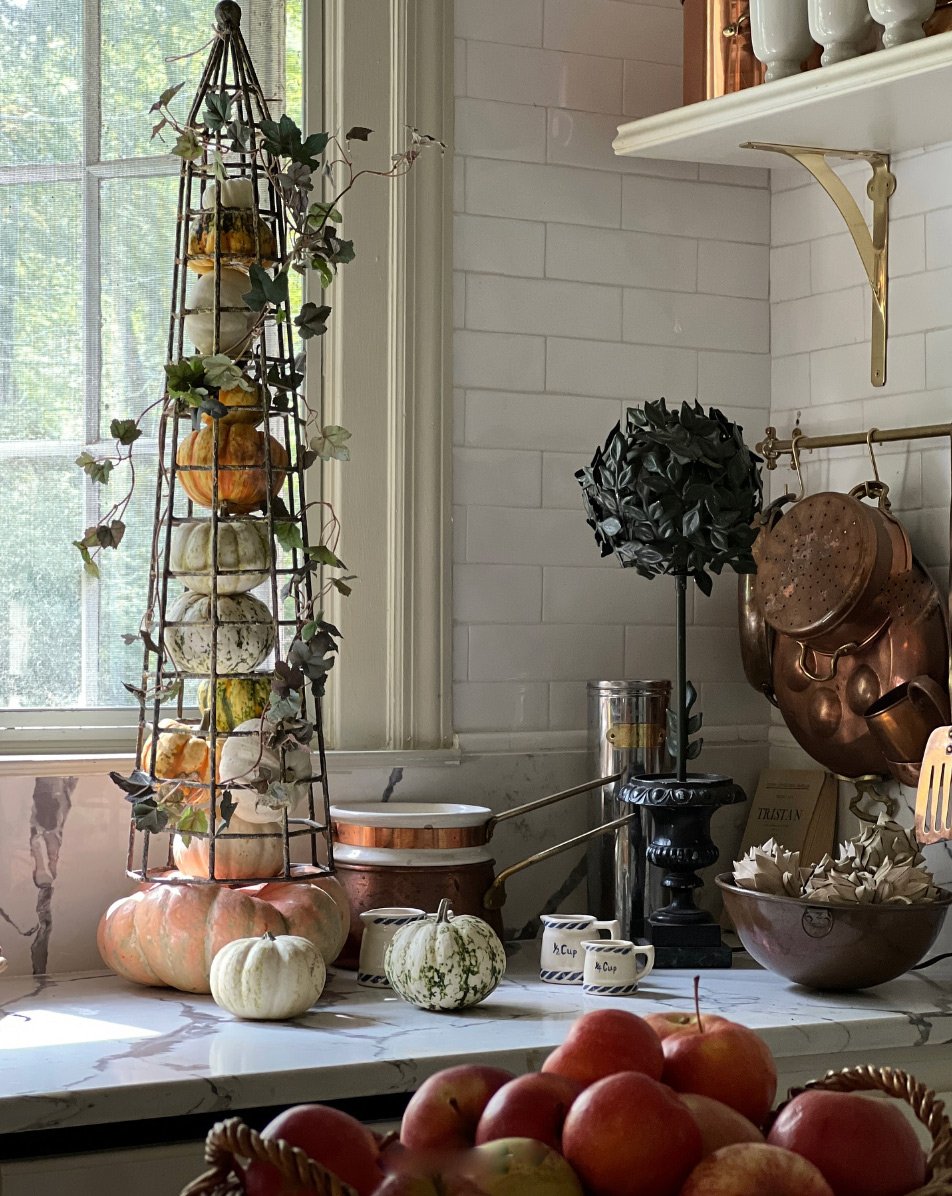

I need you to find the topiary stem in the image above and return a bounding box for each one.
[675,574,687,782]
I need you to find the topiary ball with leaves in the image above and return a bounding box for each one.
[576,399,762,596]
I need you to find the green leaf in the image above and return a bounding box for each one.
[212,151,228,183]
[75,452,113,485]
[151,117,168,140]
[218,789,238,829]
[201,354,246,390]
[243,263,290,311]
[73,540,101,578]
[346,126,373,142]
[310,425,351,462]
[165,356,206,394]
[150,81,184,112]
[175,806,208,842]
[301,620,318,641]
[331,576,353,597]
[110,418,142,446]
[310,258,334,289]
[172,129,202,161]
[295,302,331,339]
[199,395,229,420]
[307,201,342,228]
[202,90,233,133]
[305,544,345,569]
[331,239,355,266]
[274,520,306,553]
[259,114,329,168]
[132,799,169,835]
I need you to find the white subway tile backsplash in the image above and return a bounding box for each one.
[454,330,546,391]
[467,158,622,226]
[454,681,550,731]
[455,97,547,163]
[889,268,952,336]
[543,566,676,624]
[810,335,925,407]
[466,506,610,567]
[697,351,770,411]
[769,244,811,303]
[456,38,468,97]
[771,353,810,414]
[698,164,769,189]
[454,563,543,624]
[544,0,681,64]
[771,288,866,357]
[466,42,624,113]
[622,59,682,119]
[926,327,952,391]
[548,681,589,730]
[465,390,622,451]
[454,270,466,329]
[543,451,591,508]
[624,290,769,353]
[545,223,696,291]
[466,274,623,340]
[454,626,469,682]
[547,109,690,177]
[469,623,624,681]
[454,447,543,508]
[697,241,769,300]
[926,208,952,270]
[545,338,698,400]
[455,0,544,47]
[455,214,546,278]
[623,177,770,243]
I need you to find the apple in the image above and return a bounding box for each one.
[766,1090,928,1196]
[645,1010,733,1042]
[243,1103,383,1196]
[400,1065,515,1151]
[459,1137,584,1196]
[654,987,776,1126]
[678,1142,835,1196]
[374,1149,487,1196]
[541,1008,664,1087]
[561,1070,702,1196]
[475,1073,584,1152]
[679,1093,764,1158]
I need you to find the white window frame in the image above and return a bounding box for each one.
[0,0,454,763]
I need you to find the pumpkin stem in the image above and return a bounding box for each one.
[436,898,452,924]
[262,931,276,942]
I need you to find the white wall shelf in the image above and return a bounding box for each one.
[613,32,952,168]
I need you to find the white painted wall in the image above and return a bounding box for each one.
[452,0,773,759]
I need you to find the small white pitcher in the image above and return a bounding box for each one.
[358,907,425,987]
[540,913,621,984]
[809,0,876,64]
[867,0,936,46]
[582,939,655,996]
[750,0,816,81]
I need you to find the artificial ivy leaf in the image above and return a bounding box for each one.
[165,356,206,394]
[172,129,202,162]
[199,395,229,420]
[75,452,113,485]
[107,520,126,548]
[132,799,169,835]
[310,258,334,289]
[150,81,184,113]
[226,119,252,153]
[298,449,318,472]
[110,418,142,446]
[331,239,355,266]
[305,544,345,569]
[301,620,318,642]
[331,576,353,597]
[274,520,306,553]
[212,151,228,183]
[270,495,291,520]
[202,90,233,133]
[110,768,155,799]
[295,302,331,339]
[267,691,303,722]
[175,806,208,843]
[151,117,168,140]
[201,354,247,390]
[122,680,146,702]
[217,789,238,829]
[259,114,329,169]
[310,424,351,462]
[266,363,305,392]
[243,263,290,311]
[307,201,342,228]
[346,125,373,142]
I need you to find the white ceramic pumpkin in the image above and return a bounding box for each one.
[163,590,274,675]
[172,813,285,880]
[209,931,326,1020]
[184,266,257,356]
[218,717,312,825]
[384,898,506,1011]
[170,518,271,595]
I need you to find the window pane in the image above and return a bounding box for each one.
[100,175,179,440]
[0,458,83,707]
[0,0,83,167]
[0,182,83,442]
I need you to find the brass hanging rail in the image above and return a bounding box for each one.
[757,422,952,471]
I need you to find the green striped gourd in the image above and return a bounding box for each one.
[198,676,272,732]
[384,899,506,1011]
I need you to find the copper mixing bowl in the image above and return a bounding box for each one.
[717,874,952,991]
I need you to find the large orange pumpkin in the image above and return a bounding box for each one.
[97,876,350,994]
[175,425,289,512]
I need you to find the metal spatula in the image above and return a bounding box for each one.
[914,726,952,844]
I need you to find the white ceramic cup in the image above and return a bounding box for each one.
[581,939,656,996]
[809,0,875,63]
[751,0,816,81]
[867,0,935,46]
[358,907,425,987]
[540,914,622,984]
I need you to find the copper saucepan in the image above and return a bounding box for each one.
[738,494,796,703]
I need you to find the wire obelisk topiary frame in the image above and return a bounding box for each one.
[126,2,333,886]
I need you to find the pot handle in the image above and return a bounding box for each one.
[485,771,623,841]
[482,808,641,910]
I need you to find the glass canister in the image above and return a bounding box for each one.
[586,680,671,940]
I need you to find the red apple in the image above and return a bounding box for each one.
[657,1000,777,1125]
[459,1137,584,1195]
[680,1093,765,1158]
[766,1090,928,1196]
[375,1147,488,1196]
[475,1073,584,1152]
[561,1071,702,1196]
[679,1142,835,1196]
[541,1008,664,1086]
[645,1010,733,1041]
[400,1065,515,1151]
[243,1104,383,1196]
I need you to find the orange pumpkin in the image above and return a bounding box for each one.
[141,719,211,805]
[172,813,285,881]
[97,877,349,994]
[200,381,265,427]
[175,425,288,512]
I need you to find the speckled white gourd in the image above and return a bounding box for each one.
[210,932,325,1020]
[163,590,274,675]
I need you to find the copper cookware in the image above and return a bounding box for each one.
[682,0,764,105]
[738,494,795,702]
[865,675,951,786]
[925,1,952,34]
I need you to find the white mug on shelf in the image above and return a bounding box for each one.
[751,0,816,82]
[540,913,622,984]
[358,907,425,987]
[867,0,936,46]
[809,0,876,63]
[581,939,656,996]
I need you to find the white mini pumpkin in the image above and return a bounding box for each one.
[210,931,326,1020]
[172,813,285,880]
[218,717,312,825]
[170,518,271,595]
[184,266,257,356]
[163,590,274,675]
[384,898,506,1011]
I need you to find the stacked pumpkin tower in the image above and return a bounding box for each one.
[97,3,350,995]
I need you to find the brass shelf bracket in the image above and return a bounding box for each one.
[742,142,896,388]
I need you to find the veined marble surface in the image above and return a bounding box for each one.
[1,945,951,1137]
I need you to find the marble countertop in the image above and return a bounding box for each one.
[2,947,951,1138]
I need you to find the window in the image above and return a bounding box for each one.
[0,0,294,750]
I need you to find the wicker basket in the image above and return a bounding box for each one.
[180,1066,952,1196]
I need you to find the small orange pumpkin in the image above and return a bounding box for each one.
[141,719,211,805]
[201,381,264,427]
[175,424,288,512]
[172,813,285,881]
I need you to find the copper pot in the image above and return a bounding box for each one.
[682,0,765,105]
[925,1,952,33]
[738,494,796,702]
